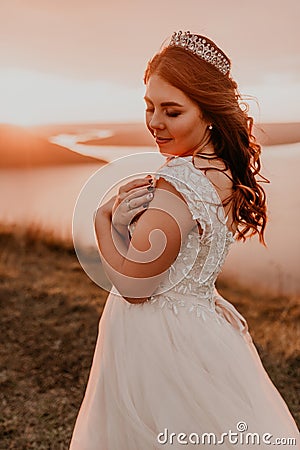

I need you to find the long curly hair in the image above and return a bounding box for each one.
[144,41,269,246]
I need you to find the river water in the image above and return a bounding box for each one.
[1,138,299,296]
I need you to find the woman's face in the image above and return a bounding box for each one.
[144,74,210,157]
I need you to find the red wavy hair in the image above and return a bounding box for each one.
[144,43,269,246]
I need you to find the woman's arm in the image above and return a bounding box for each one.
[94,177,196,304]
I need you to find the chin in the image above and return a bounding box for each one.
[157,145,177,156]
[158,148,175,157]
[162,150,186,158]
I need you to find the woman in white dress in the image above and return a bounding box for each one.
[70,31,299,449]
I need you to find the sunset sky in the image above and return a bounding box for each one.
[1,0,299,125]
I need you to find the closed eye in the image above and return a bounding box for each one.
[166,111,181,117]
[145,108,181,117]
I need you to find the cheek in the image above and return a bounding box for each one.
[174,116,203,140]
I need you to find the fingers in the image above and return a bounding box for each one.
[126,186,154,201]
[112,183,155,229]
[112,189,153,231]
[124,188,154,211]
[118,175,155,195]
[118,185,148,202]
[118,176,156,205]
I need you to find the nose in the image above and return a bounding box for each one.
[148,111,165,132]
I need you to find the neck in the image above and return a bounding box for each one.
[177,143,216,158]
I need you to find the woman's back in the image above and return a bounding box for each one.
[193,154,238,236]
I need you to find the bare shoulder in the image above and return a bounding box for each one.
[154,175,190,201]
[193,156,234,200]
[144,176,195,230]
[129,176,195,245]
[123,175,196,276]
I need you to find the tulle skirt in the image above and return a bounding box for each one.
[69,289,299,449]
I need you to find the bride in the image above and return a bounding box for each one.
[70,31,299,449]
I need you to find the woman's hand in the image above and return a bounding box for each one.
[111,176,155,237]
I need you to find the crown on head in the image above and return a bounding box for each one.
[169,31,231,75]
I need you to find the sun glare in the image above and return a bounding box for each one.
[0,69,145,126]
[0,69,298,126]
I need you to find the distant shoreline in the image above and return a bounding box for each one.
[63,122,300,148]
[0,121,299,169]
[30,121,300,147]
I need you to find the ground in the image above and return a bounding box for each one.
[0,225,299,449]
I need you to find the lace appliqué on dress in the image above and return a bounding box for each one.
[126,157,252,343]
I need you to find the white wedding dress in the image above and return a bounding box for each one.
[69,156,299,449]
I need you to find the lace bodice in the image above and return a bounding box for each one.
[128,156,236,318]
[125,156,253,342]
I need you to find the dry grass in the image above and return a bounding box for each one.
[0,223,299,449]
[0,224,106,449]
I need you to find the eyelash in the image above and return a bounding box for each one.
[145,108,181,118]
[166,111,181,117]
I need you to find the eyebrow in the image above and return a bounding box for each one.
[144,96,184,108]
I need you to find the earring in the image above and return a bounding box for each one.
[208,125,213,130]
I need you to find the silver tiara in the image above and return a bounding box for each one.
[169,31,231,75]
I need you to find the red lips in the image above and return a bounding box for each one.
[155,137,173,144]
